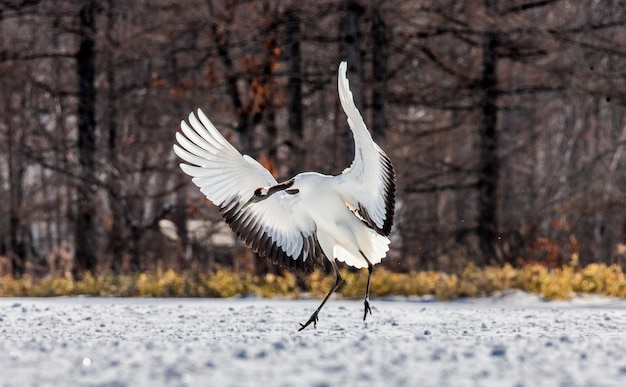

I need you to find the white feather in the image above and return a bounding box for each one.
[334,62,394,235]
[174,62,394,275]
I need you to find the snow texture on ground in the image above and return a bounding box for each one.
[1,292,626,387]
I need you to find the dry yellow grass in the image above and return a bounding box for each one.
[1,263,625,300]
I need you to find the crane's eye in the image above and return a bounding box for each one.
[285,189,299,195]
[254,188,263,197]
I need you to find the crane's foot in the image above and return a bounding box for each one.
[298,310,319,331]
[363,298,372,321]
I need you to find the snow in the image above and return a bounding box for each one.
[1,293,626,386]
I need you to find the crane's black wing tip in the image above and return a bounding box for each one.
[377,150,397,236]
[219,196,326,273]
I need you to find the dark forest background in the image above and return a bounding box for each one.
[0,0,625,278]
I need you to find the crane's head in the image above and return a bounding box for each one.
[242,179,299,210]
[242,186,271,209]
[254,186,270,197]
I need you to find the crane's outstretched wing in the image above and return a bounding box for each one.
[173,109,324,271]
[334,61,396,236]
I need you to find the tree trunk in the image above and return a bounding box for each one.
[130,225,142,272]
[342,0,364,108]
[476,29,499,264]
[340,0,365,168]
[8,141,26,277]
[3,9,26,276]
[285,7,302,176]
[74,0,98,276]
[104,0,125,274]
[371,4,388,143]
[173,189,189,270]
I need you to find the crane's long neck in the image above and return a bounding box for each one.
[266,179,295,197]
[243,178,297,209]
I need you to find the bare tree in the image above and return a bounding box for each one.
[74,0,98,275]
[0,0,624,277]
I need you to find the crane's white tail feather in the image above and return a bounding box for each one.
[333,230,390,269]
[334,245,368,269]
[365,230,391,265]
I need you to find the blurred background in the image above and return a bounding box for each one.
[0,0,624,279]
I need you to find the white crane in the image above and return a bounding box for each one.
[173,62,395,330]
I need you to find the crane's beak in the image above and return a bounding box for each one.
[241,195,257,210]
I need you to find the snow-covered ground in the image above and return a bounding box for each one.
[1,292,626,386]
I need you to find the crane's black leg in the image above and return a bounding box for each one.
[359,251,374,321]
[299,261,343,331]
[363,260,374,321]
